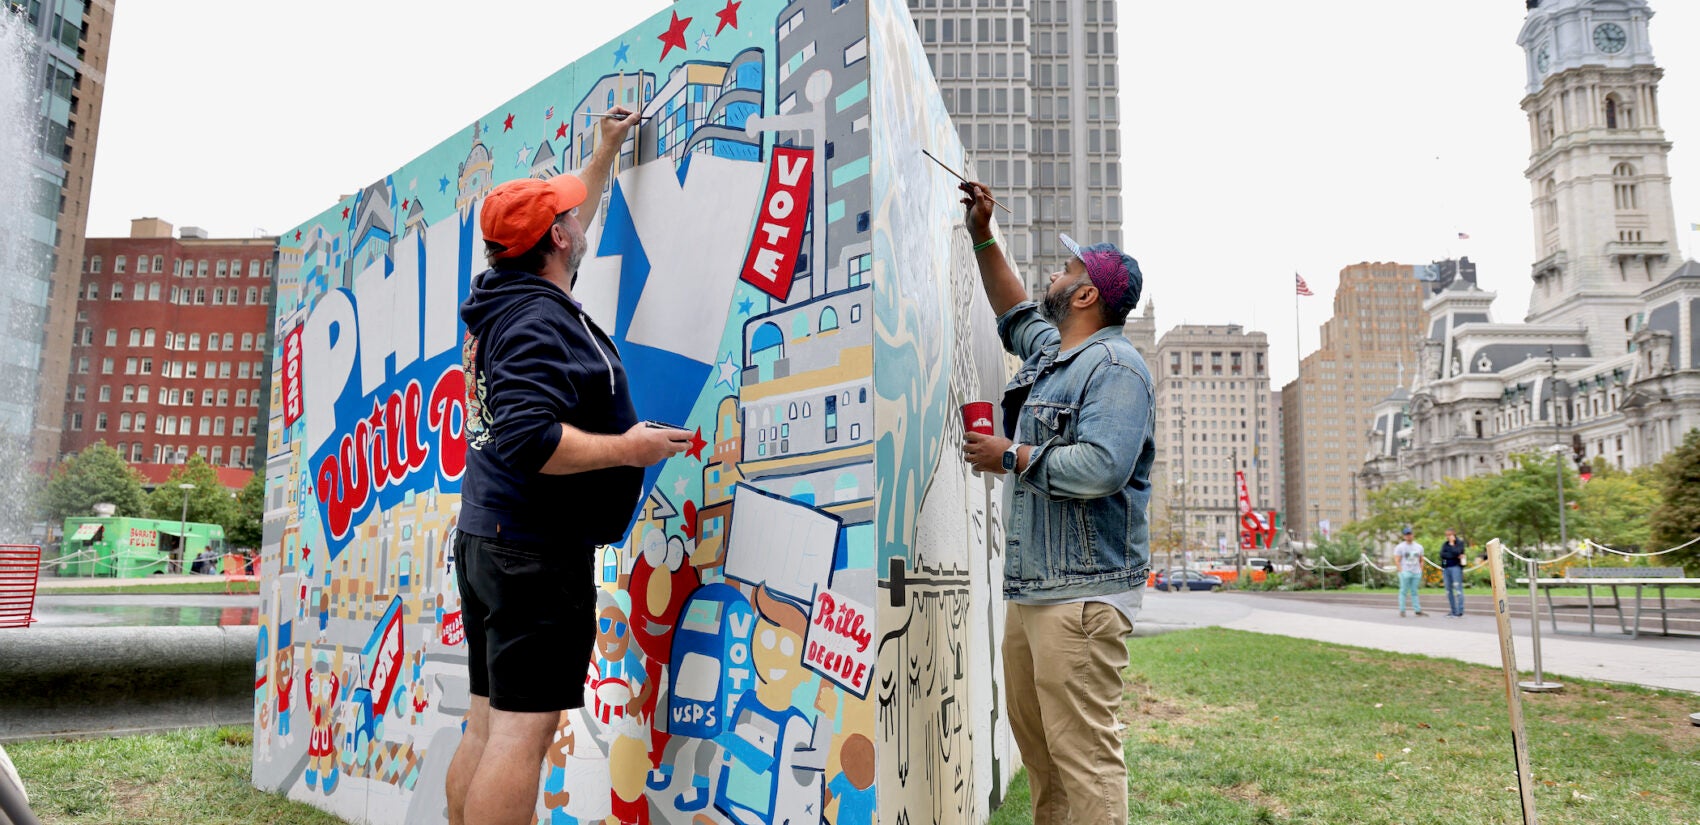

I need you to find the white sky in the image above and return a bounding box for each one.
[86,1,1700,388]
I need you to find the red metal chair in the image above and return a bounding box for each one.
[223,553,259,595]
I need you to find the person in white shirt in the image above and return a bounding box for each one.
[1392,526,1425,617]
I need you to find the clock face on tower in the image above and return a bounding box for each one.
[1594,23,1627,54]
[1536,45,1552,74]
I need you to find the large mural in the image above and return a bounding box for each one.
[254,1,1013,823]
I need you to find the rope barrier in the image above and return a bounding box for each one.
[1500,547,1583,565]
[1582,535,1700,558]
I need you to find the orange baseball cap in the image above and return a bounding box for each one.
[479,175,589,258]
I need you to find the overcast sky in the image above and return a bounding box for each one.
[85,1,1700,388]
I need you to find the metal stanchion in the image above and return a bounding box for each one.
[1519,556,1563,693]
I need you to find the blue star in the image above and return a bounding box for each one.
[437,176,450,194]
[716,353,740,390]
[613,41,630,66]
[737,296,755,315]
[697,33,711,52]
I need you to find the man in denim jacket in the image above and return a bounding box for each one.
[958,181,1155,825]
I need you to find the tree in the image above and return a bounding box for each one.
[1420,474,1496,553]
[1571,461,1659,552]
[1478,452,1576,552]
[1648,428,1700,572]
[229,473,266,550]
[1353,481,1427,547]
[146,454,239,531]
[43,443,147,524]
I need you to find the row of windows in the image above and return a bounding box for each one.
[80,328,260,352]
[1032,60,1117,89]
[86,255,272,279]
[930,49,1028,82]
[1170,351,1269,377]
[81,282,270,306]
[71,383,263,408]
[74,356,264,380]
[915,14,1026,46]
[84,441,255,468]
[68,412,259,438]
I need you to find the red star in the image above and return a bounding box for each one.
[401,199,410,210]
[341,206,350,219]
[715,0,741,34]
[556,121,569,140]
[502,113,515,132]
[685,427,708,460]
[294,230,302,241]
[658,10,691,60]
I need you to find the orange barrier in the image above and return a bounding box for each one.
[0,544,42,629]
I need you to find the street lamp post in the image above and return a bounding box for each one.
[178,483,196,574]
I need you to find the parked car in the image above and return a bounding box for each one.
[1154,569,1224,592]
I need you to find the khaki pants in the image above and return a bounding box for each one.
[1003,601,1132,825]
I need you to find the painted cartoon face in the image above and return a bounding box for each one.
[752,619,803,692]
[627,538,699,661]
[597,606,630,660]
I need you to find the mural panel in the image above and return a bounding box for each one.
[256,1,1011,823]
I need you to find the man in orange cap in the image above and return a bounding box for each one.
[445,105,690,825]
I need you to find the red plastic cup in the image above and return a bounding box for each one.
[960,401,995,436]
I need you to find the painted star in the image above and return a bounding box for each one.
[294,230,302,241]
[502,113,515,132]
[613,41,630,66]
[696,33,711,52]
[556,121,569,140]
[686,427,708,461]
[658,11,691,61]
[401,199,410,211]
[438,175,450,194]
[737,296,755,315]
[516,144,532,168]
[341,206,350,220]
[715,1,741,34]
[716,353,740,390]
[672,477,690,498]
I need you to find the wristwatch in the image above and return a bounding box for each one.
[1002,444,1021,472]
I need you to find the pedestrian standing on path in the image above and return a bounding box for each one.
[1439,528,1467,617]
[1394,527,1425,617]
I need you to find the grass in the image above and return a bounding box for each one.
[34,581,247,596]
[5,727,342,825]
[1317,583,1700,599]
[990,628,1700,825]
[6,631,1696,824]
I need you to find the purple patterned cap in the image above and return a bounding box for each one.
[1060,234,1142,314]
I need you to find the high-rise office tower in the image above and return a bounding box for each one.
[907,0,1124,294]
[6,0,114,468]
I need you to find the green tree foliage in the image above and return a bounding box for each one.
[146,454,239,530]
[1475,452,1576,552]
[1571,460,1659,551]
[1354,481,1426,545]
[1647,428,1700,572]
[43,443,147,524]
[229,474,266,550]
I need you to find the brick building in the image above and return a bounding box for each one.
[62,219,275,483]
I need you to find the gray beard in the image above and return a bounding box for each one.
[565,220,588,275]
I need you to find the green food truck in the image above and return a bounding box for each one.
[57,517,227,578]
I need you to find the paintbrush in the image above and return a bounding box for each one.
[580,111,652,121]
[922,148,1011,213]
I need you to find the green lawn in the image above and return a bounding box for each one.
[34,580,246,596]
[5,727,341,825]
[1321,583,1700,599]
[990,628,1699,825]
[7,631,1696,824]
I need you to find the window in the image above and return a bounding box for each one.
[212,288,224,305]
[95,413,108,431]
[131,443,144,462]
[245,288,258,305]
[213,417,226,436]
[240,333,253,351]
[1613,163,1639,210]
[187,362,198,379]
[122,385,135,403]
[168,389,180,406]
[132,283,145,300]
[216,261,227,278]
[202,389,215,405]
[90,256,101,273]
[238,363,250,380]
[103,328,117,347]
[114,256,127,274]
[70,412,82,431]
[97,385,110,402]
[194,288,206,304]
[189,333,200,351]
[140,358,152,375]
[217,389,229,406]
[234,417,246,437]
[124,357,137,374]
[248,260,261,278]
[197,260,207,277]
[223,333,234,350]
[138,386,149,403]
[127,328,140,347]
[147,283,160,301]
[101,357,114,375]
[119,413,131,431]
[181,416,192,434]
[152,255,163,272]
[207,334,219,352]
[219,362,232,379]
[211,447,223,466]
[85,282,99,300]
[236,390,246,406]
[136,255,149,274]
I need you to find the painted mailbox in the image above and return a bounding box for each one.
[253,1,1017,823]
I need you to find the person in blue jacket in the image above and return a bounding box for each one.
[444,106,689,825]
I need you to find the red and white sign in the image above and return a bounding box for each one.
[128,528,157,550]
[440,610,464,646]
[804,588,875,696]
[282,325,304,428]
[739,146,813,301]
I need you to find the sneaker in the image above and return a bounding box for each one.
[1415,610,1425,616]
[1400,610,1406,617]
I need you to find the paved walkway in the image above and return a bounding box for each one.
[33,574,213,589]
[1139,590,1700,695]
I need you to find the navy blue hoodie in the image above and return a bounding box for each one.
[458,268,642,547]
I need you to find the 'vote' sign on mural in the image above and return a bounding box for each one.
[740,145,813,301]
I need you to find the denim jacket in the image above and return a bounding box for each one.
[997,301,1155,599]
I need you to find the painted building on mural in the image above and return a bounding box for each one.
[253,2,1016,824]
[1393,0,1700,487]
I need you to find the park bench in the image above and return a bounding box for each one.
[1520,567,1700,639]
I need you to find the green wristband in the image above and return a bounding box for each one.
[973,237,998,252]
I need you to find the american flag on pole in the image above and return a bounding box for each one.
[1295,273,1314,296]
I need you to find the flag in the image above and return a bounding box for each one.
[1295,273,1314,296]
[1457,232,1471,240]
[545,105,555,120]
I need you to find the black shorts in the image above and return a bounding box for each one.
[454,531,596,713]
